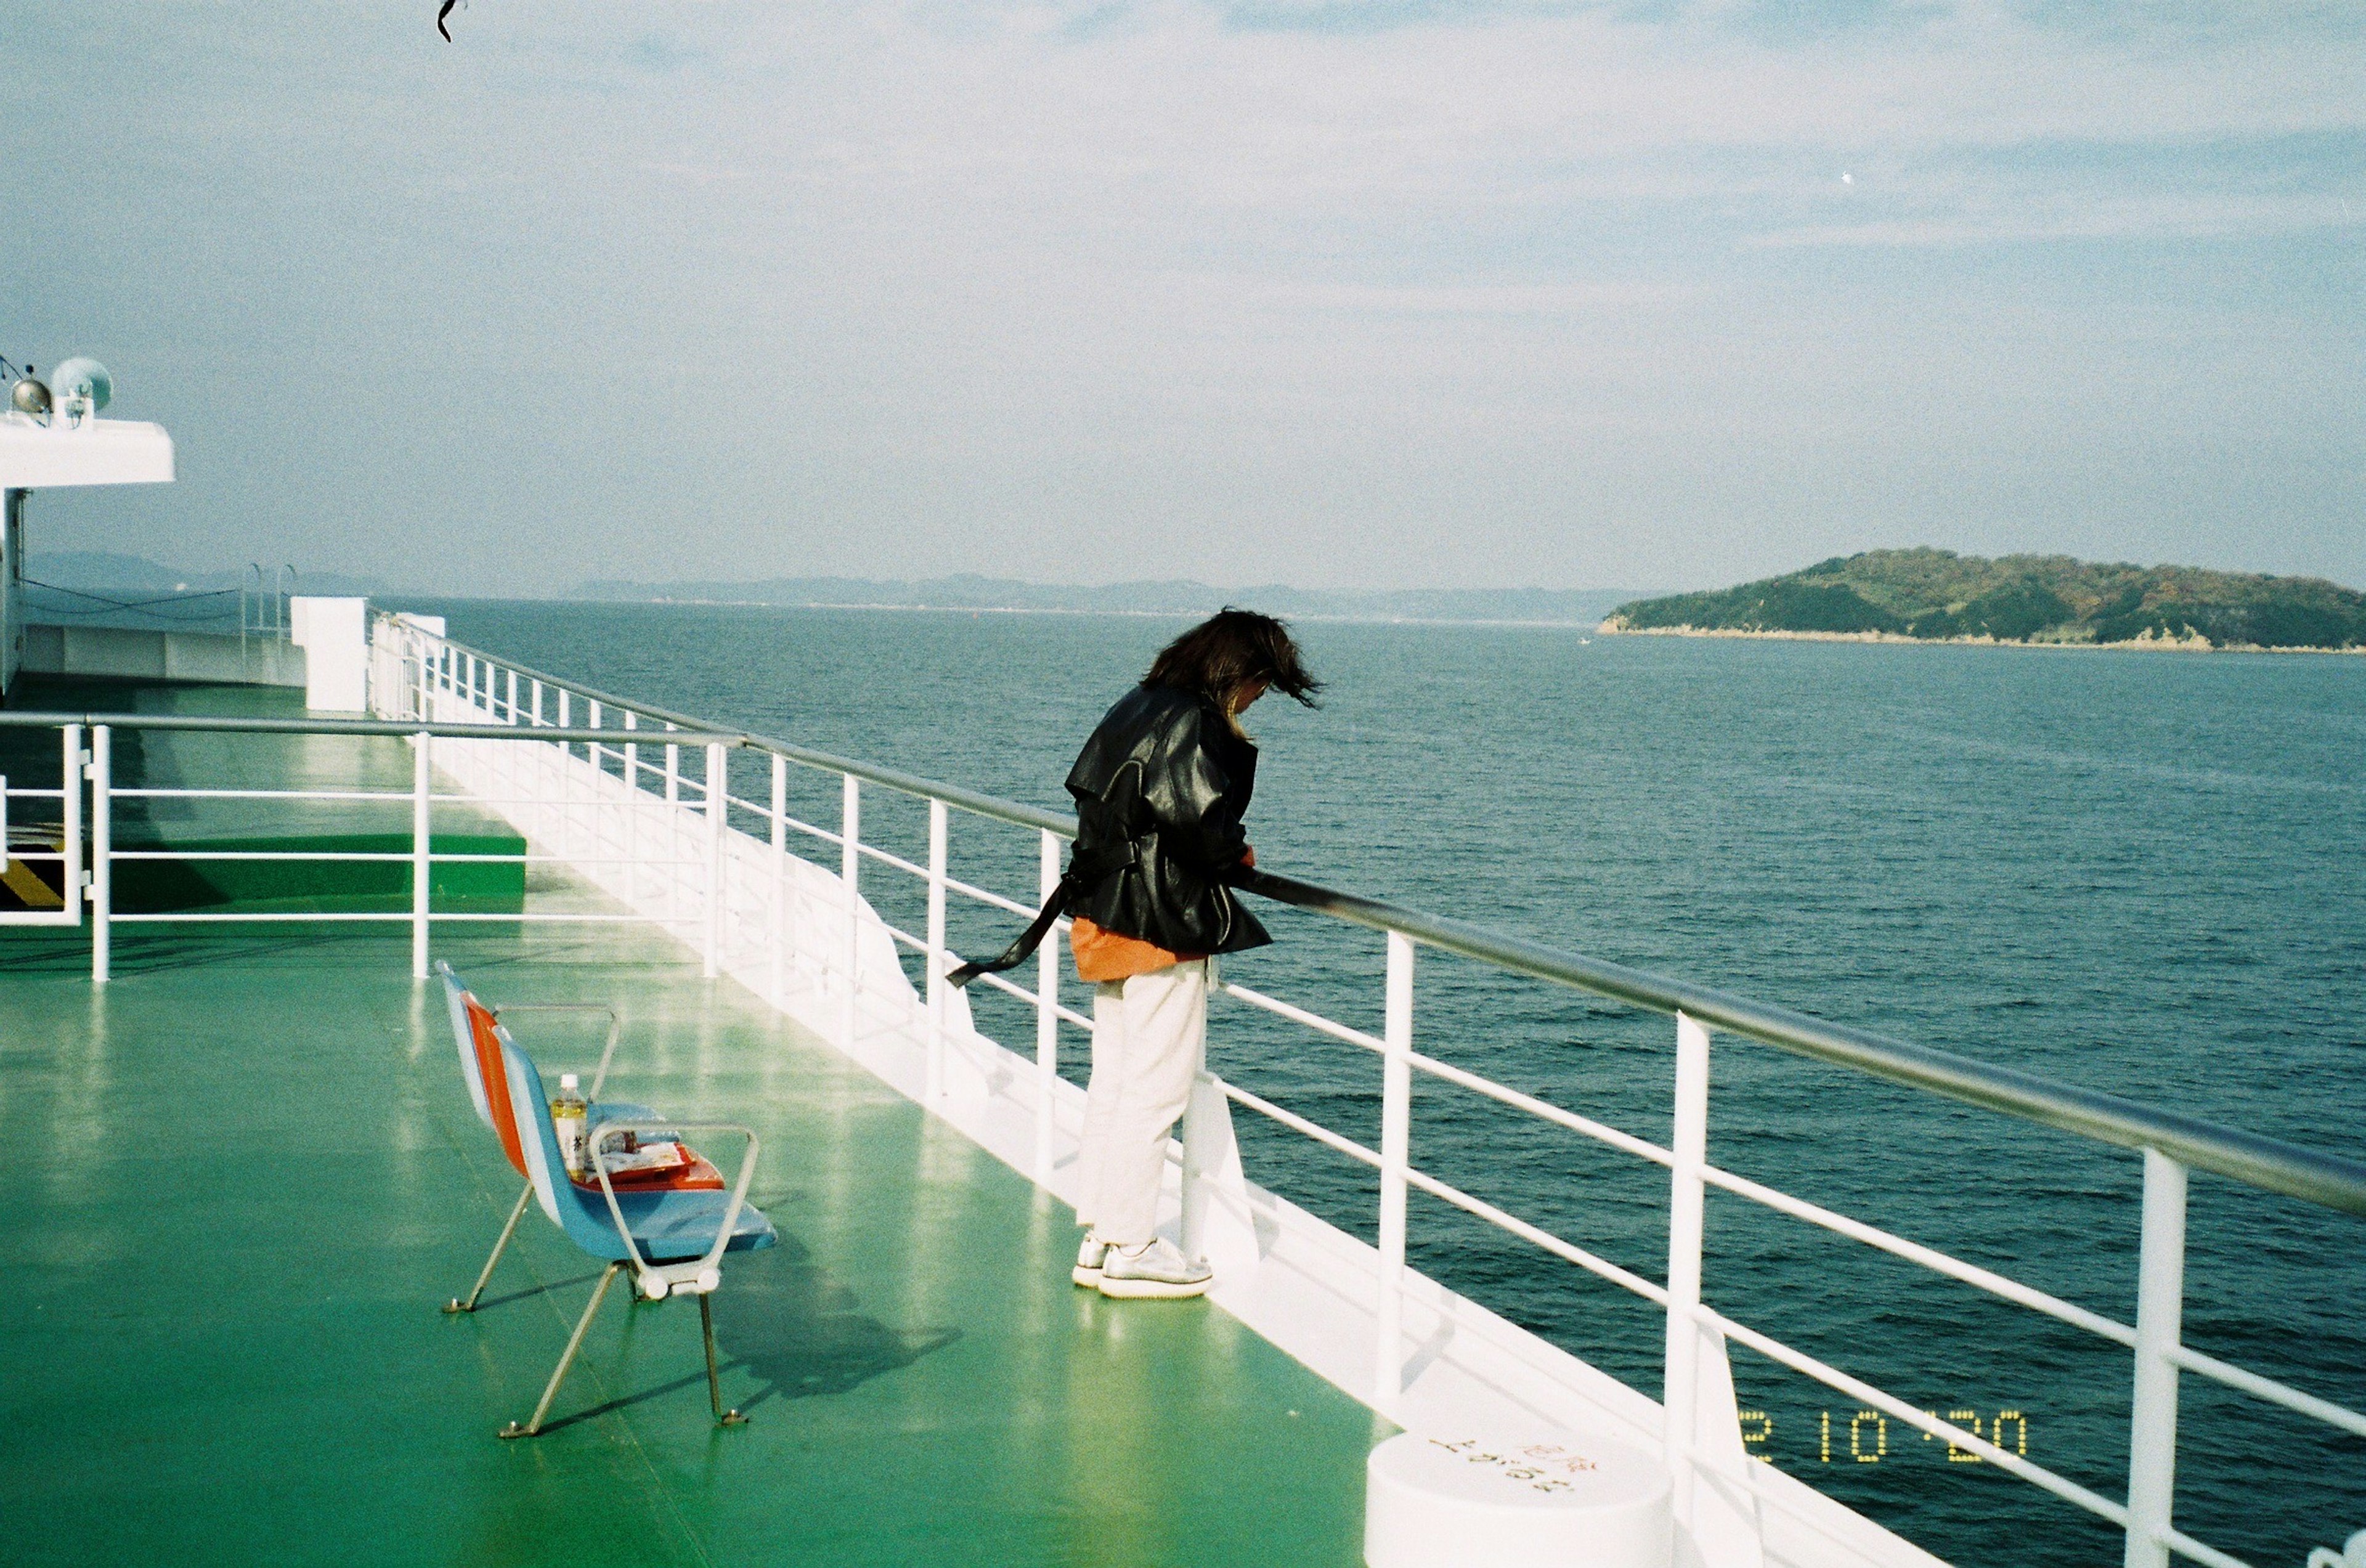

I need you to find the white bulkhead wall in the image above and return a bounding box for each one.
[289,597,371,712]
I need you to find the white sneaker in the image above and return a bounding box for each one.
[1071,1230,1109,1287]
[1097,1237,1213,1299]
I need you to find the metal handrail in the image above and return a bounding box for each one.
[0,712,738,745]
[9,677,2364,1217]
[375,611,1083,834]
[1235,868,2366,1218]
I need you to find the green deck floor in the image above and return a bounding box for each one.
[0,686,1380,1566]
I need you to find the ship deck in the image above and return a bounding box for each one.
[0,680,1378,1567]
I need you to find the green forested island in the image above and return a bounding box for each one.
[1603,550,2366,652]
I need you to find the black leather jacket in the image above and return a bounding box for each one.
[1065,683,1271,957]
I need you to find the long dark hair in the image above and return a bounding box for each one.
[1144,608,1322,709]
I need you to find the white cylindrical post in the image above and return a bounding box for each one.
[531,679,543,728]
[703,742,726,980]
[2124,1148,2188,1568]
[925,798,948,1098]
[555,689,575,861]
[769,755,788,1006]
[1373,931,1415,1405]
[1664,1012,1712,1519]
[587,700,602,768]
[1034,829,1061,1180]
[89,726,111,984]
[505,668,518,723]
[60,726,83,931]
[622,710,641,904]
[840,775,861,1047]
[412,729,433,978]
[665,727,680,805]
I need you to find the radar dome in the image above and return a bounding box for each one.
[48,357,112,413]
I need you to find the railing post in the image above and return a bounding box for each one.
[88,726,110,984]
[665,726,680,805]
[60,725,83,931]
[925,798,948,1099]
[1034,828,1060,1180]
[769,754,788,1007]
[531,678,543,728]
[840,774,860,1047]
[412,729,433,979]
[555,690,575,864]
[703,742,726,980]
[505,668,517,723]
[1664,1011,1712,1517]
[2124,1148,2188,1568]
[623,710,641,906]
[1373,930,1415,1405]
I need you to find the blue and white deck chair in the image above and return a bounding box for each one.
[436,961,658,1315]
[494,1025,778,1438]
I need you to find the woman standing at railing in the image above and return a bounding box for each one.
[952,609,1320,1298]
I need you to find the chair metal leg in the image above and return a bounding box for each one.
[700,1293,747,1426]
[500,1262,621,1439]
[446,1182,534,1313]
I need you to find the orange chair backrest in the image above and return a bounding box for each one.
[465,995,529,1176]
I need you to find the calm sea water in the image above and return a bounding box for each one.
[407,598,2365,1566]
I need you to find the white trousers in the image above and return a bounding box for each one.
[1075,961,1208,1248]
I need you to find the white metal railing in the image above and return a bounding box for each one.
[6,612,2362,1568]
[238,561,296,654]
[365,619,2366,1568]
[365,617,1091,1157]
[0,725,86,928]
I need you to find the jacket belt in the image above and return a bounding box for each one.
[946,838,1142,988]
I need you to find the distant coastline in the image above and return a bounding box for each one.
[22,553,1649,630]
[591,595,1607,630]
[1598,622,2366,655]
[1605,548,2366,655]
[568,574,1648,628]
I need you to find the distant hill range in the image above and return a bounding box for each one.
[1604,550,2366,652]
[574,574,1643,626]
[23,554,1640,628]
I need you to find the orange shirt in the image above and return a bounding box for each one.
[1069,846,1253,985]
[1070,918,1198,984]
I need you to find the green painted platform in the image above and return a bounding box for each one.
[0,685,1379,1566]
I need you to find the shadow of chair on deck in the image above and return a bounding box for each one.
[531,1231,961,1432]
[711,1235,964,1408]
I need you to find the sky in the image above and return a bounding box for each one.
[4,1,2362,596]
